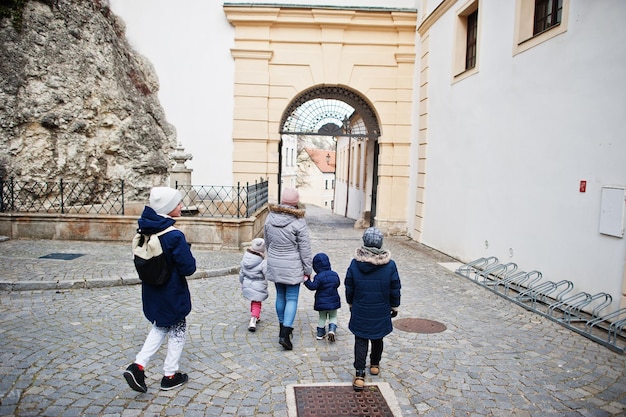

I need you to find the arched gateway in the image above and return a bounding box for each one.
[280,85,380,225]
[224,4,416,233]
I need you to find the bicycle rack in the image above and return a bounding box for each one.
[455,256,499,280]
[548,292,612,324]
[517,280,574,311]
[455,257,625,354]
[609,314,626,346]
[586,308,626,347]
[494,270,543,297]
[474,262,518,286]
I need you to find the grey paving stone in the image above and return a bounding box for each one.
[0,207,625,416]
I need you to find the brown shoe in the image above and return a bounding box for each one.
[369,365,380,376]
[352,369,365,392]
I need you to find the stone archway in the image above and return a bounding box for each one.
[224,4,416,233]
[279,85,380,225]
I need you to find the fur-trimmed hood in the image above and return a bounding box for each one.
[266,203,306,230]
[353,246,392,272]
[268,203,305,219]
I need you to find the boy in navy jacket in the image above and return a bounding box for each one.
[304,253,341,341]
[345,227,401,392]
[124,187,196,393]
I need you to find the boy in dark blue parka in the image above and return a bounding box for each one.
[124,187,196,393]
[304,253,341,341]
[345,227,401,392]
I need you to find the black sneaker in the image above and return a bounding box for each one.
[123,363,147,393]
[160,372,188,391]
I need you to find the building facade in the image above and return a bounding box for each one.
[412,0,626,310]
[297,149,336,210]
[109,0,626,311]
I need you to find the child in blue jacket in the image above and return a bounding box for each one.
[345,227,401,392]
[124,187,196,393]
[304,252,341,341]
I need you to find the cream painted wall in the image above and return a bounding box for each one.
[247,0,418,7]
[226,6,417,231]
[416,0,626,311]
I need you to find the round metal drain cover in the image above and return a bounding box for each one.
[394,318,446,334]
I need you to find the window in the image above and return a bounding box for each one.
[325,179,328,190]
[452,0,479,82]
[465,10,478,70]
[514,0,569,56]
[533,0,562,35]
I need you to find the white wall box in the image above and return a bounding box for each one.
[599,186,626,238]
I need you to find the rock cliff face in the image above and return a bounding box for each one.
[0,0,175,201]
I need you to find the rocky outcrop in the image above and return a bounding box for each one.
[0,0,176,201]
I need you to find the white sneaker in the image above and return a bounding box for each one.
[248,317,257,332]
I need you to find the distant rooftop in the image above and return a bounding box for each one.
[305,148,336,174]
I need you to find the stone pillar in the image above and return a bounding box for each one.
[169,142,195,208]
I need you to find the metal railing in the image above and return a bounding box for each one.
[0,177,269,218]
[0,177,125,215]
[174,179,269,218]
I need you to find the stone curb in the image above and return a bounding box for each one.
[0,266,240,291]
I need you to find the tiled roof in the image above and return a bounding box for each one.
[305,148,335,174]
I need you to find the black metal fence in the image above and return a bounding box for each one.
[0,178,125,215]
[0,177,269,218]
[175,179,269,218]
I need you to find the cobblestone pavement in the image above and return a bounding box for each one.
[0,206,625,416]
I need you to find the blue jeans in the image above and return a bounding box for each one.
[274,283,300,328]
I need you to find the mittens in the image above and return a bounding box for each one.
[390,308,398,318]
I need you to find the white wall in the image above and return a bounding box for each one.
[281,135,298,198]
[108,0,235,186]
[420,0,626,310]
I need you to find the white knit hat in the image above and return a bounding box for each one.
[149,187,182,215]
[250,238,265,254]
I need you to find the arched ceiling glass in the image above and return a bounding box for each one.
[280,86,380,138]
[282,99,354,136]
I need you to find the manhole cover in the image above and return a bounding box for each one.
[294,385,394,417]
[394,318,446,334]
[39,253,84,261]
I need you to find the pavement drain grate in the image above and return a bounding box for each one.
[294,385,395,417]
[39,253,84,261]
[394,317,447,334]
